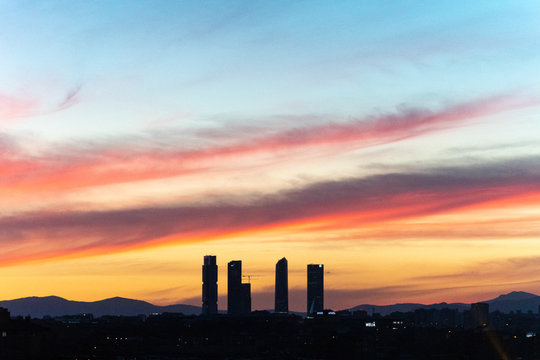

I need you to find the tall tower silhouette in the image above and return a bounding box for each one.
[275,257,288,313]
[307,264,324,314]
[228,260,242,314]
[202,255,218,315]
[241,283,251,314]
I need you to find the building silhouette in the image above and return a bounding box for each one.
[275,257,288,313]
[307,264,324,314]
[471,302,489,327]
[202,255,218,315]
[241,283,251,314]
[228,260,243,314]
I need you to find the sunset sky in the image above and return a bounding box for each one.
[2,1,540,311]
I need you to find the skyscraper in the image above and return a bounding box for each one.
[275,257,288,313]
[241,283,251,314]
[307,264,324,314]
[202,255,218,315]
[228,260,242,314]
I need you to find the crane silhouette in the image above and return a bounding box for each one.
[242,274,259,283]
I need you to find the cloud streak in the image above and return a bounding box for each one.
[56,84,83,110]
[0,86,82,123]
[2,156,540,265]
[0,93,534,195]
[0,94,39,123]
[411,256,540,286]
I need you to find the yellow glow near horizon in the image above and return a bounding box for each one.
[3,204,540,310]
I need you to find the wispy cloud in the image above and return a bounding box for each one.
[0,85,82,123]
[0,94,39,122]
[57,84,82,110]
[0,93,533,195]
[411,256,540,286]
[2,156,540,265]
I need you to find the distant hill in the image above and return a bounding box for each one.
[486,291,540,313]
[348,291,540,316]
[0,296,201,318]
[348,302,469,316]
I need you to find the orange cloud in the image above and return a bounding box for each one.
[2,157,540,266]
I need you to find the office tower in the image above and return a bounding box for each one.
[241,283,251,314]
[228,260,242,314]
[307,264,324,314]
[275,257,288,313]
[202,255,218,315]
[471,302,489,327]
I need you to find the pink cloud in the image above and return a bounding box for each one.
[0,93,534,195]
[0,94,39,122]
[0,86,82,123]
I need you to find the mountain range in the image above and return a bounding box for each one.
[1,291,539,318]
[0,296,200,318]
[350,291,540,316]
